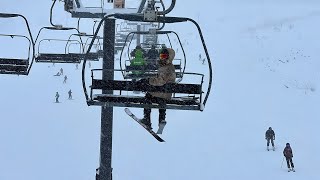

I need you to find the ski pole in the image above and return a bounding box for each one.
[281,157,285,168]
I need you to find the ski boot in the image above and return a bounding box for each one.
[291,168,295,172]
[157,110,167,134]
[288,168,291,172]
[272,146,275,151]
[141,108,152,130]
[140,118,152,130]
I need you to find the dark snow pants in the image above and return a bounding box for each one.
[267,138,274,147]
[143,93,166,125]
[286,157,294,169]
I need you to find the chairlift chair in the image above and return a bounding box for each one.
[82,13,212,111]
[119,30,186,80]
[0,13,35,75]
[69,33,104,61]
[35,26,84,63]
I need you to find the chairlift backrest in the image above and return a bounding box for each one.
[0,13,35,75]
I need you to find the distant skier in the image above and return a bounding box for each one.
[55,92,60,103]
[146,44,159,60]
[137,48,176,132]
[63,75,68,84]
[265,127,275,151]
[283,143,295,172]
[68,89,72,99]
[76,64,79,70]
[54,72,61,76]
[199,53,202,61]
[60,68,64,75]
[202,58,206,65]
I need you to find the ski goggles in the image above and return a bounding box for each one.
[159,53,169,60]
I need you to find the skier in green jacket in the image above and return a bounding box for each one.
[130,45,146,75]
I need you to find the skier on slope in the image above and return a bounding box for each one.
[68,89,72,99]
[137,48,176,131]
[63,75,68,84]
[283,143,295,172]
[55,92,60,103]
[265,127,275,151]
[146,44,159,60]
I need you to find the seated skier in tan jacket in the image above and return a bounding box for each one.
[139,48,176,130]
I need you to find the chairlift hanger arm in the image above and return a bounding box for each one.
[50,0,58,27]
[138,0,148,13]
[0,13,35,75]
[148,0,176,16]
[185,18,212,106]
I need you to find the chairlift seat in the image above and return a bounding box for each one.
[36,53,81,63]
[91,94,200,110]
[0,58,28,74]
[0,58,29,65]
[89,79,202,110]
[72,53,100,61]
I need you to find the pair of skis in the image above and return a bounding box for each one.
[125,108,166,142]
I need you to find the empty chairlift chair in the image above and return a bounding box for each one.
[0,13,35,75]
[35,26,84,64]
[66,33,103,61]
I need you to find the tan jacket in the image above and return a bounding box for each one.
[149,48,176,100]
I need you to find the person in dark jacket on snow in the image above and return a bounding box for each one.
[55,92,60,103]
[265,127,275,150]
[283,143,295,172]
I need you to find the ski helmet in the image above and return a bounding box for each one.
[286,143,290,146]
[159,48,169,60]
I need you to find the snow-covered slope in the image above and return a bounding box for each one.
[0,1,320,180]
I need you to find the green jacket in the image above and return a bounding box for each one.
[130,49,146,74]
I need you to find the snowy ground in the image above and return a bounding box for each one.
[1,0,320,180]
